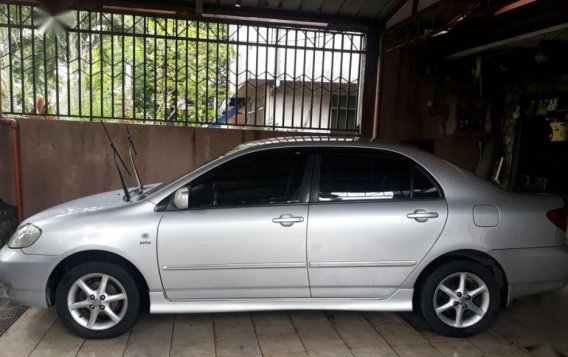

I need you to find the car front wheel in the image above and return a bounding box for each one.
[417,260,500,337]
[55,262,140,339]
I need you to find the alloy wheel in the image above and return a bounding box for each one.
[433,272,490,328]
[67,273,128,331]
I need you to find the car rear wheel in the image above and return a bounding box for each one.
[418,260,500,337]
[55,262,140,339]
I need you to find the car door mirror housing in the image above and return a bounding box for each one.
[173,187,189,210]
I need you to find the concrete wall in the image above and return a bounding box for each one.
[1,118,296,219]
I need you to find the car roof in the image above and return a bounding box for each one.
[232,136,406,153]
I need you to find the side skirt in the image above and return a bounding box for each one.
[149,289,414,314]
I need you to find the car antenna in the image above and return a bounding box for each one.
[100,121,132,202]
[126,125,144,194]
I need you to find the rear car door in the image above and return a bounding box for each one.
[157,149,312,299]
[307,148,448,298]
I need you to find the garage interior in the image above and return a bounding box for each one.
[1,0,568,356]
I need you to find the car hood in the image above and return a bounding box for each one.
[23,184,160,224]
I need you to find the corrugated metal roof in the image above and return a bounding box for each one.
[204,0,401,19]
[33,0,407,29]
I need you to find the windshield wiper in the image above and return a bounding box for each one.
[126,125,144,194]
[101,121,132,202]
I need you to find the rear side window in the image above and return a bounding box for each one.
[317,151,441,202]
[412,165,441,198]
[190,151,307,208]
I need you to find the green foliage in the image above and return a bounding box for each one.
[0,4,233,125]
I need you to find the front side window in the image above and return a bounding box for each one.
[317,151,441,202]
[189,151,307,209]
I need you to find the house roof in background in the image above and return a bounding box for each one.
[236,79,359,97]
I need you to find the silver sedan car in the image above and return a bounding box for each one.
[1,137,567,339]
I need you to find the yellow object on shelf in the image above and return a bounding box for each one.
[550,122,568,142]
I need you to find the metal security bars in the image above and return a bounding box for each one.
[0,4,367,132]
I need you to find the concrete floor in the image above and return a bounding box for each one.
[1,287,568,357]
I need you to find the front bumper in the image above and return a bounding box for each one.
[0,246,59,308]
[489,245,568,304]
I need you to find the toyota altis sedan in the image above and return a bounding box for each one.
[1,137,567,339]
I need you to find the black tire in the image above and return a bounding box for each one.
[55,262,140,339]
[417,260,500,337]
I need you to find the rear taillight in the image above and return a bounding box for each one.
[547,208,567,232]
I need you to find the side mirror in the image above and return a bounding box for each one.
[173,187,189,210]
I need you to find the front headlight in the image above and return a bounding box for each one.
[8,224,42,249]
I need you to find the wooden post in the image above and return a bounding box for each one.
[360,23,381,138]
[371,34,385,141]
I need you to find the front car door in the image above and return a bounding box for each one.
[307,148,448,298]
[157,149,312,299]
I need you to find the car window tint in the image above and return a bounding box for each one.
[319,153,411,201]
[412,166,441,198]
[190,152,306,208]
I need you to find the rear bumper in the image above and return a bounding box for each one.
[0,246,59,308]
[489,245,568,304]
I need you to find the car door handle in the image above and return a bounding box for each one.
[407,209,439,222]
[272,214,304,227]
